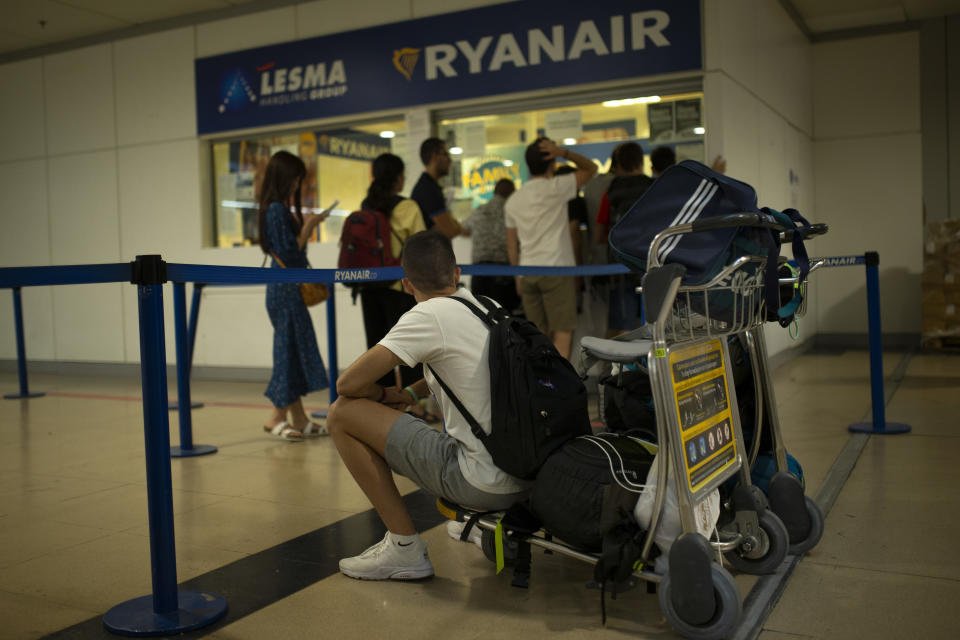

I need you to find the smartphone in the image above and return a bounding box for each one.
[322,200,339,215]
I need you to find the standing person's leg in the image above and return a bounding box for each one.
[264,288,304,441]
[540,275,577,359]
[360,289,397,387]
[288,398,328,437]
[519,276,548,333]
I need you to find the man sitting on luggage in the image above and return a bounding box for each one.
[327,230,530,580]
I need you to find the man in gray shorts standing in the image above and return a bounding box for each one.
[327,230,530,580]
[506,137,597,359]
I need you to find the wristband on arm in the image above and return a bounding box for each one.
[404,386,419,404]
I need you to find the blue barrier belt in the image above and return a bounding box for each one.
[166,262,631,285]
[819,255,866,268]
[1,256,862,289]
[0,263,131,288]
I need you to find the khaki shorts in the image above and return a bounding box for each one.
[385,413,527,511]
[519,275,576,333]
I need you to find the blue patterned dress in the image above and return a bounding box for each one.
[263,201,329,408]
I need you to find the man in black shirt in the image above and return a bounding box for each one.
[410,137,462,238]
[594,142,653,335]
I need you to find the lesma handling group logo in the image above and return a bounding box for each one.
[217,59,349,114]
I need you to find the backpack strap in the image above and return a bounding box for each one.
[762,207,812,326]
[426,363,487,443]
[444,294,500,326]
[425,294,507,442]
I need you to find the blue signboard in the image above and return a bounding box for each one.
[195,0,702,135]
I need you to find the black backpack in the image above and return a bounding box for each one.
[428,295,591,480]
[530,433,654,551]
[530,433,654,623]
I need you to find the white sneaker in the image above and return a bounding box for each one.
[446,520,483,549]
[339,532,434,580]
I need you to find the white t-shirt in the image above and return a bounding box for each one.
[378,288,529,495]
[504,172,578,267]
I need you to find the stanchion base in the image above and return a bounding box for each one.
[310,409,328,419]
[103,589,227,636]
[848,421,912,435]
[168,401,204,410]
[170,444,218,458]
[4,392,45,399]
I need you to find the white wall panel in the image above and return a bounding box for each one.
[0,159,50,267]
[196,7,296,58]
[813,32,921,140]
[117,139,203,363]
[114,28,196,146]
[47,150,125,361]
[0,58,46,162]
[48,151,120,262]
[0,287,56,361]
[43,44,116,155]
[53,283,125,362]
[117,140,202,261]
[814,134,923,334]
[0,160,56,361]
[296,0,411,39]
[704,0,811,136]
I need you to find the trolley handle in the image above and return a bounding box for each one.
[688,212,785,234]
[649,213,784,270]
[780,223,829,243]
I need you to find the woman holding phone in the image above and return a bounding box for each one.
[258,150,331,441]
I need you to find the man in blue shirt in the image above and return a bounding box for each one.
[410,137,462,238]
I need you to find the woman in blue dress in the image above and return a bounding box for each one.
[258,151,330,441]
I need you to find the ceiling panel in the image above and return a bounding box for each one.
[54,0,232,25]
[1,0,127,45]
[0,27,45,54]
[792,0,960,32]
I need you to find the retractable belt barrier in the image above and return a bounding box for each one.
[0,252,907,635]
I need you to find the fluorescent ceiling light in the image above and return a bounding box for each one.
[449,146,463,155]
[379,130,395,138]
[563,138,577,145]
[693,127,705,135]
[602,96,661,107]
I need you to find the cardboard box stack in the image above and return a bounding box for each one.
[923,220,960,346]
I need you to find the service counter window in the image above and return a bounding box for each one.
[437,92,705,219]
[211,118,406,248]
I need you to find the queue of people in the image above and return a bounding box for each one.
[252,139,718,579]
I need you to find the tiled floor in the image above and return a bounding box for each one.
[0,348,955,639]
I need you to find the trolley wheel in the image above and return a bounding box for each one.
[723,510,789,575]
[480,529,519,567]
[658,564,741,640]
[788,496,824,555]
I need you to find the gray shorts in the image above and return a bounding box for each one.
[385,413,527,512]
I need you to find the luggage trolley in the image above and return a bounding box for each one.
[438,213,826,640]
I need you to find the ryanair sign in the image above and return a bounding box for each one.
[196,0,700,135]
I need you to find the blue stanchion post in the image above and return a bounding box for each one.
[849,251,911,435]
[4,287,44,399]
[188,283,203,374]
[168,282,204,411]
[311,281,337,420]
[170,282,217,458]
[103,256,226,636]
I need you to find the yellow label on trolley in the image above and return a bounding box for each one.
[669,339,738,494]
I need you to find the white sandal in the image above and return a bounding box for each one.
[265,421,303,441]
[300,421,329,437]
